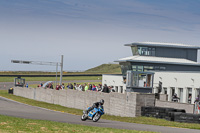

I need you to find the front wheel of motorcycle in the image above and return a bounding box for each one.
[81,114,88,121]
[92,112,101,122]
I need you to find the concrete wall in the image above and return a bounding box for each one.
[155,100,194,113]
[13,87,155,117]
[136,93,155,116]
[159,94,168,101]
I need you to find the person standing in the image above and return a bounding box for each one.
[69,83,73,89]
[88,83,92,90]
[84,83,88,91]
[102,84,109,93]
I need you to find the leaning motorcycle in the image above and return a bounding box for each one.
[81,105,104,122]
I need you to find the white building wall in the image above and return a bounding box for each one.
[153,71,200,104]
[153,72,200,89]
[183,87,187,103]
[167,87,171,101]
[192,87,195,104]
[103,71,200,104]
[102,74,126,93]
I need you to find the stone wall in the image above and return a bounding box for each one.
[13,87,155,117]
[155,100,194,113]
[159,94,168,101]
[136,94,156,116]
[14,87,194,116]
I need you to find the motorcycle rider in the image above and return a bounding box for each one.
[85,99,104,114]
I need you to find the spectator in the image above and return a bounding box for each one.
[26,83,28,88]
[50,83,53,89]
[109,86,115,92]
[69,83,73,89]
[88,83,92,90]
[92,84,97,91]
[188,94,192,104]
[84,83,89,91]
[56,85,61,90]
[77,84,82,91]
[99,84,102,89]
[102,84,109,93]
[61,83,65,90]
[82,83,85,91]
[96,85,102,91]
[172,93,179,102]
[74,83,77,90]
[67,83,70,89]
[194,95,199,103]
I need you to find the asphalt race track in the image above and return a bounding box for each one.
[0,96,200,133]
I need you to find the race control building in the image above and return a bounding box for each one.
[102,42,200,104]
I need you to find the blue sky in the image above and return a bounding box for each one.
[0,0,200,71]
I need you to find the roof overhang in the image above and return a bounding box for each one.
[115,56,200,66]
[124,42,200,49]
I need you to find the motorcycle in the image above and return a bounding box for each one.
[81,105,104,122]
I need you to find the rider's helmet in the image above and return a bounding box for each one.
[100,99,104,105]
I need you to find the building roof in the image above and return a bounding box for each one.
[124,42,200,49]
[115,55,200,66]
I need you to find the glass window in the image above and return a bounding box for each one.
[132,65,137,71]
[152,48,155,56]
[132,65,143,71]
[138,47,142,55]
[138,46,155,56]
[148,48,152,55]
[147,74,152,87]
[120,62,132,76]
[141,47,148,55]
[154,66,159,70]
[127,71,154,88]
[133,73,138,86]
[131,46,139,55]
[159,66,166,70]
[137,66,143,71]
[131,65,166,72]
[138,74,146,87]
[144,66,154,71]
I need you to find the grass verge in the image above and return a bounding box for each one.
[0,90,200,130]
[0,76,102,82]
[0,115,154,133]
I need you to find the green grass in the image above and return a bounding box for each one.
[0,71,58,75]
[85,64,121,74]
[0,90,200,130]
[0,115,154,133]
[0,63,121,75]
[0,71,102,75]
[0,76,102,82]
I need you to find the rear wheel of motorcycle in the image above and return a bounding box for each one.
[81,114,88,121]
[92,112,101,122]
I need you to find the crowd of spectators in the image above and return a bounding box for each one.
[43,82,115,93]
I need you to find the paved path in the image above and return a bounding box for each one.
[0,96,199,133]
